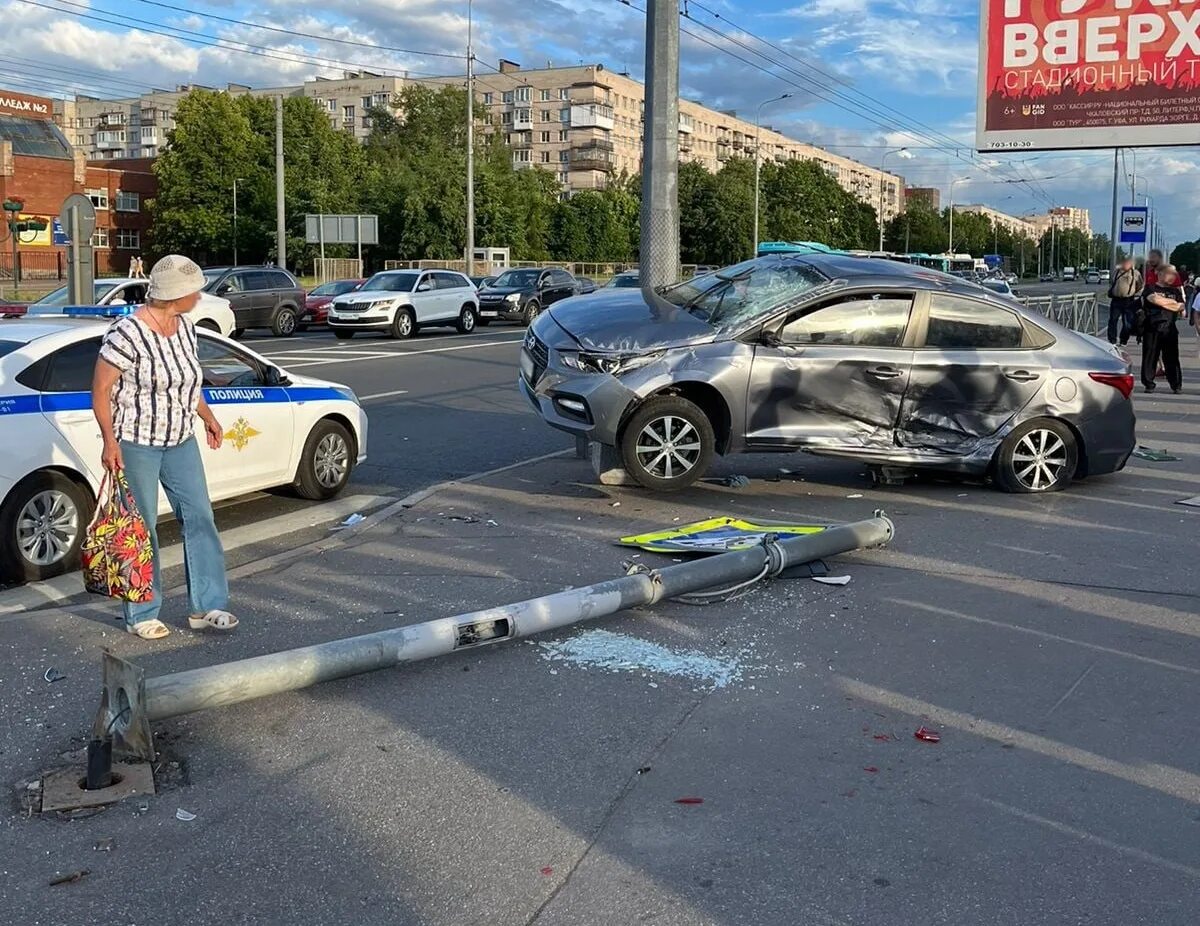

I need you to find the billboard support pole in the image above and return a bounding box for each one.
[275,95,286,271]
[1109,149,1119,272]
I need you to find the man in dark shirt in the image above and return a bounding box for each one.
[1141,263,1185,394]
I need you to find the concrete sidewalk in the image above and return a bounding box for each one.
[2,358,1199,925]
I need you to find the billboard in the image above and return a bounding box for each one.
[1119,205,1148,243]
[977,1,1200,151]
[304,214,378,245]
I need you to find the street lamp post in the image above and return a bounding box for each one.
[232,178,246,266]
[947,176,971,253]
[878,148,908,251]
[752,92,792,259]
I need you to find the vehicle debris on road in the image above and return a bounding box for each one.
[914,727,942,743]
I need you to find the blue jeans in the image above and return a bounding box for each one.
[119,437,228,627]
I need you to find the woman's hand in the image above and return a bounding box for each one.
[204,416,223,451]
[101,438,124,472]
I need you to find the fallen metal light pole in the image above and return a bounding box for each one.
[96,513,895,761]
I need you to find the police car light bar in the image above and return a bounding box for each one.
[63,305,136,318]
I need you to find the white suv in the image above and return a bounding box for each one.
[328,270,479,339]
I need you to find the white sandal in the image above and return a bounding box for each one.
[127,619,170,640]
[188,610,239,632]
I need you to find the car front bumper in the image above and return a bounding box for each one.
[479,300,525,321]
[329,314,392,329]
[518,340,638,445]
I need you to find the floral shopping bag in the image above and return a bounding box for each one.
[81,471,154,602]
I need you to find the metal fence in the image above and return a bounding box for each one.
[1017,293,1101,336]
[313,258,364,283]
[381,260,701,283]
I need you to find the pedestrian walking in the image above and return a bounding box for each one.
[1106,257,1142,345]
[1140,263,1185,394]
[91,255,239,640]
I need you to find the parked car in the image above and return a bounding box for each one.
[20,278,235,336]
[1040,273,1056,282]
[0,309,366,581]
[303,279,366,328]
[470,275,497,290]
[202,266,307,338]
[328,269,479,339]
[477,268,579,325]
[1099,269,1111,283]
[606,271,641,289]
[980,278,1015,297]
[519,254,1135,495]
[577,277,598,294]
[1086,270,1101,284]
[1004,273,1018,285]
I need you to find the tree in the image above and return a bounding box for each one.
[1171,239,1200,274]
[883,204,945,254]
[149,90,262,262]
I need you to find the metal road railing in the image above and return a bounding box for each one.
[1018,293,1101,336]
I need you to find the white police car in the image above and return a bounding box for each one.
[0,307,368,582]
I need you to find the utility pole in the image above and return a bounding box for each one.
[465,0,475,278]
[753,93,792,259]
[275,96,287,271]
[640,0,680,289]
[233,177,246,265]
[878,147,907,252]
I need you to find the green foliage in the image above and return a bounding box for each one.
[1170,239,1200,273]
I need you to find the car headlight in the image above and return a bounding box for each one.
[560,350,666,375]
[505,293,521,304]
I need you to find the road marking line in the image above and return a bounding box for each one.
[280,339,525,368]
[0,494,394,617]
[360,389,410,401]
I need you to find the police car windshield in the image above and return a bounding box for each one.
[31,282,114,307]
[362,272,418,293]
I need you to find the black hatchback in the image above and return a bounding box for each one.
[202,266,308,338]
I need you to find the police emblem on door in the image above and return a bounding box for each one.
[224,417,261,451]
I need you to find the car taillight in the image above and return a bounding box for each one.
[1089,372,1134,399]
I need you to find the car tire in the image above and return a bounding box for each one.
[619,396,715,492]
[523,301,542,326]
[333,329,355,340]
[294,419,355,501]
[195,319,220,333]
[272,306,298,337]
[994,419,1078,494]
[231,328,246,340]
[391,308,416,339]
[296,323,309,333]
[456,304,478,334]
[0,471,93,583]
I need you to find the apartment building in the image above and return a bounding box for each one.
[905,186,941,211]
[51,61,906,219]
[954,204,1039,241]
[54,72,410,160]
[427,61,906,218]
[1026,206,1092,237]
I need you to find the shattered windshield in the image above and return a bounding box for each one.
[660,258,828,331]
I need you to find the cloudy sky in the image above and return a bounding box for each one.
[0,0,1195,248]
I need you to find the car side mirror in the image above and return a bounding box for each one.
[217,284,231,295]
[417,281,432,292]
[759,330,784,348]
[263,365,291,387]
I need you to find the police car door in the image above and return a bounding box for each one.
[32,336,107,486]
[195,335,294,497]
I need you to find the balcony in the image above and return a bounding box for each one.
[513,109,534,131]
[569,103,614,131]
[678,135,693,153]
[569,140,615,172]
[678,114,694,134]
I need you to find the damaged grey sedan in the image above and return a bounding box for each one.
[518,253,1136,493]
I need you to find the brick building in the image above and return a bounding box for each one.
[0,88,155,287]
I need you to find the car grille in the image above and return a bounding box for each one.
[525,331,549,383]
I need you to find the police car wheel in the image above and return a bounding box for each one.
[0,471,92,582]
[272,307,298,337]
[295,420,354,500]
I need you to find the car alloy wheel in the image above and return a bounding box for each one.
[457,305,476,334]
[1011,428,1068,491]
[392,310,415,339]
[314,431,350,489]
[16,489,80,567]
[635,416,702,480]
[273,308,297,337]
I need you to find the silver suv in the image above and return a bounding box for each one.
[329,270,479,339]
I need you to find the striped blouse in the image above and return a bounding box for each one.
[98,315,202,448]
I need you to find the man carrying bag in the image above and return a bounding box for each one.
[1107,258,1143,346]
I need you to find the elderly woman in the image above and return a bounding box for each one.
[91,255,239,639]
[1140,262,1185,394]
